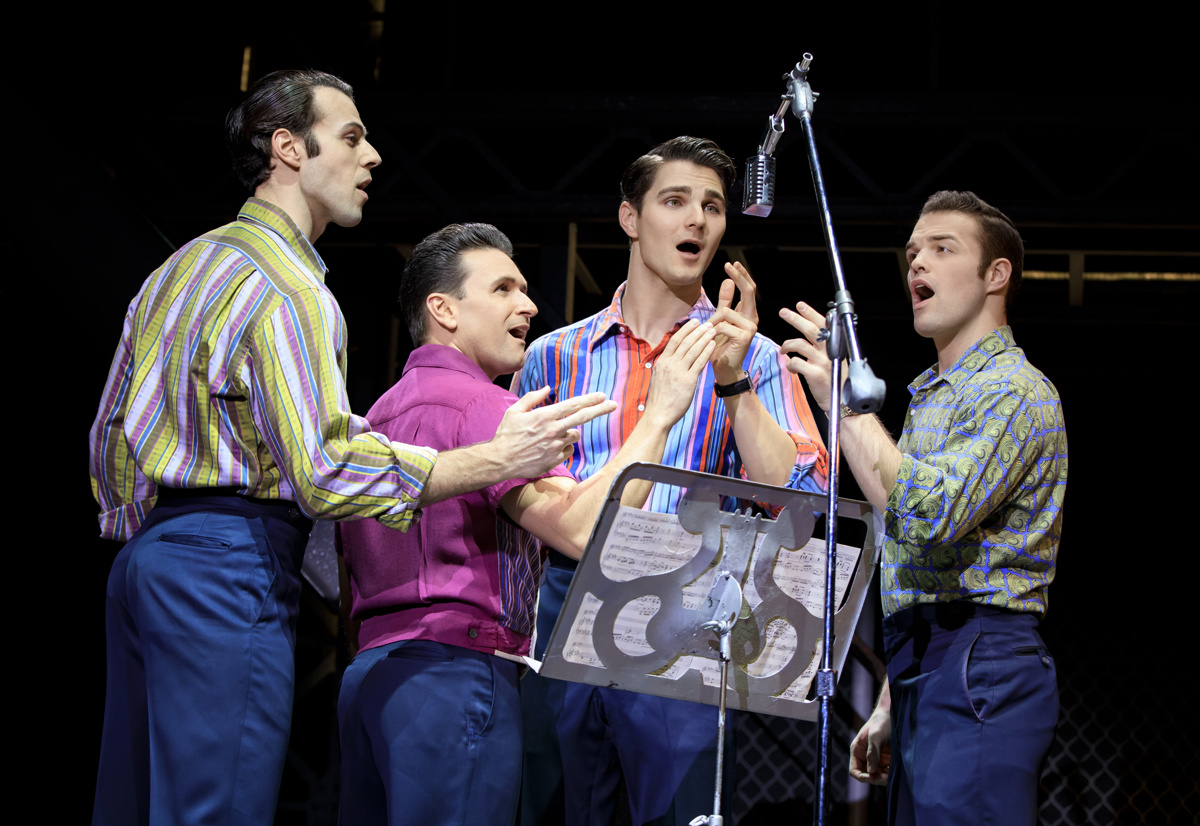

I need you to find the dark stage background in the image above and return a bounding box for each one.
[35,5,1198,823]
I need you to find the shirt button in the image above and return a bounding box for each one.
[468,628,478,639]
[645,363,652,369]
[637,404,645,411]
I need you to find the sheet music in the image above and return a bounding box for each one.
[561,506,861,700]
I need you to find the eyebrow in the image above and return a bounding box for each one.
[655,185,727,204]
[491,274,527,290]
[341,121,367,137]
[905,232,960,252]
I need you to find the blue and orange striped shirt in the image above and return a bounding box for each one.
[89,198,436,542]
[514,284,828,526]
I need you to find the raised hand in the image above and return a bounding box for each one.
[493,387,616,478]
[644,319,717,427]
[710,261,759,385]
[779,301,835,413]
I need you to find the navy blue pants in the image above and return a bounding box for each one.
[92,494,310,826]
[520,559,737,826]
[338,640,522,826]
[884,603,1058,826]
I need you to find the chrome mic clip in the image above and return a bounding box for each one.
[786,53,818,119]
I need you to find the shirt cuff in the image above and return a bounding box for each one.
[376,444,438,533]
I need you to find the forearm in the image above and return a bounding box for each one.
[503,410,674,559]
[839,413,902,513]
[722,388,799,488]
[554,412,675,557]
[874,676,891,713]
[418,441,512,507]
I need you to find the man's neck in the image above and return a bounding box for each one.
[253,182,321,242]
[620,268,703,344]
[934,312,1007,374]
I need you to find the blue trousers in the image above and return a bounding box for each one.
[520,560,737,826]
[884,603,1058,826]
[92,494,310,826]
[338,640,522,826]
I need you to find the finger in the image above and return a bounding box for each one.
[793,300,826,326]
[725,260,756,293]
[553,398,617,430]
[711,311,753,336]
[676,320,715,352]
[662,319,701,357]
[680,327,718,367]
[692,340,719,374]
[510,385,553,412]
[537,391,607,418]
[716,277,735,311]
[778,307,823,343]
[779,336,823,360]
[725,261,759,322]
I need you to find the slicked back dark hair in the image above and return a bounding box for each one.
[620,136,737,212]
[920,190,1024,310]
[226,69,355,192]
[400,223,516,346]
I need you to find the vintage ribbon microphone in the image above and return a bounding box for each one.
[741,54,886,826]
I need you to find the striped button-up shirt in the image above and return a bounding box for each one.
[89,198,436,542]
[514,284,828,525]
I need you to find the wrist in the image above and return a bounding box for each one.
[714,370,752,398]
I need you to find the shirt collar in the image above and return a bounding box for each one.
[909,325,1016,394]
[587,282,716,351]
[236,198,328,281]
[403,343,494,385]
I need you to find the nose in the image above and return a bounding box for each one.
[519,291,537,318]
[362,139,381,168]
[909,248,927,272]
[687,202,706,229]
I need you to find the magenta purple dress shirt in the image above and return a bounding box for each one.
[338,345,570,657]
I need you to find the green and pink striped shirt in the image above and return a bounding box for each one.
[90,198,436,542]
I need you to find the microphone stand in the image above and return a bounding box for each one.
[744,54,887,826]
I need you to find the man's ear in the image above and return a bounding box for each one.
[270,128,305,173]
[426,293,457,334]
[618,200,639,242]
[985,258,1012,298]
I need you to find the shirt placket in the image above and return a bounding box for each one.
[616,324,679,443]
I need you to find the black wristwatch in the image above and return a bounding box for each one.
[714,372,753,398]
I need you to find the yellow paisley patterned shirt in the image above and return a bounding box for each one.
[882,326,1067,618]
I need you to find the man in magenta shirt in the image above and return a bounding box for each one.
[336,223,718,825]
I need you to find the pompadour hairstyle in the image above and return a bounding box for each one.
[620,136,737,212]
[226,69,355,192]
[399,223,516,346]
[920,190,1024,310]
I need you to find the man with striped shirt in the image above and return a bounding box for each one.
[89,70,610,826]
[515,137,829,826]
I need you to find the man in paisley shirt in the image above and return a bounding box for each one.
[782,191,1067,825]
